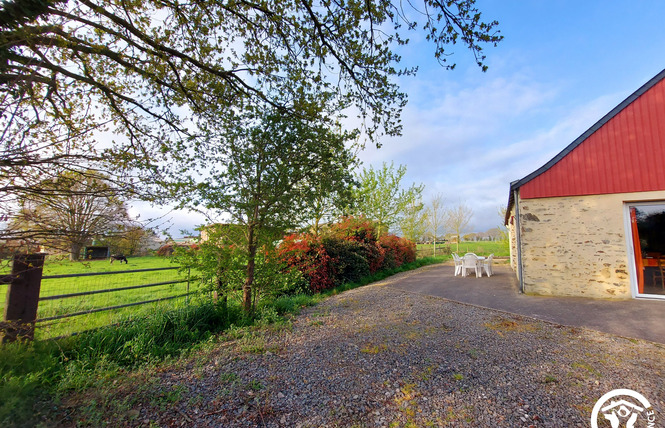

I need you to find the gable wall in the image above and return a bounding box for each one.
[517,190,665,299]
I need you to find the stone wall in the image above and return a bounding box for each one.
[515,190,665,299]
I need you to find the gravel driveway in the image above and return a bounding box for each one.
[59,268,665,427]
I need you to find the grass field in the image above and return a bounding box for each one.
[416,240,510,259]
[1,256,193,339]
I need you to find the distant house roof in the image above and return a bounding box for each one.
[505,68,665,224]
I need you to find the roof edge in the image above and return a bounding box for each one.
[504,180,519,225]
[509,68,665,195]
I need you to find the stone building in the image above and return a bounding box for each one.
[505,69,665,300]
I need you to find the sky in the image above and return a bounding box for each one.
[137,0,665,238]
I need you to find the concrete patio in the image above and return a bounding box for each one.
[386,262,665,344]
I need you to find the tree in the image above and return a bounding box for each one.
[0,0,502,226]
[446,202,473,252]
[100,225,157,256]
[400,198,427,243]
[497,206,510,241]
[186,107,356,313]
[9,171,132,260]
[485,228,502,241]
[354,162,424,238]
[426,193,446,256]
[298,145,358,237]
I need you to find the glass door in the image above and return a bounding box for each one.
[628,203,665,297]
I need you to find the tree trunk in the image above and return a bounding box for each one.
[243,224,257,314]
[70,243,82,261]
[215,253,228,324]
[314,216,320,237]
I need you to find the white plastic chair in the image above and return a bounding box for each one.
[462,254,481,278]
[452,253,463,276]
[482,254,494,277]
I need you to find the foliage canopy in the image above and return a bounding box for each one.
[0,0,501,216]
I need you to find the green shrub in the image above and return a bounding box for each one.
[322,237,370,285]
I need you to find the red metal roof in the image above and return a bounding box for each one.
[516,70,665,200]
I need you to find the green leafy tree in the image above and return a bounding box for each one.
[100,225,157,256]
[498,206,510,241]
[0,0,502,227]
[354,162,424,238]
[303,156,358,237]
[185,107,356,313]
[400,198,427,243]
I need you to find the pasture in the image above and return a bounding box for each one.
[416,240,510,259]
[1,256,193,339]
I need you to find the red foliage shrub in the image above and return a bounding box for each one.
[379,235,416,268]
[277,233,335,292]
[329,216,377,245]
[278,219,417,292]
[157,243,198,257]
[328,216,384,273]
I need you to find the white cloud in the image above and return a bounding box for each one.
[356,71,632,233]
[128,202,209,238]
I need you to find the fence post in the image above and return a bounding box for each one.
[1,253,45,343]
[186,268,190,304]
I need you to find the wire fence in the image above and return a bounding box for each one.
[36,267,194,339]
[0,257,198,340]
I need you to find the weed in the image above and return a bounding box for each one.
[417,365,435,381]
[484,317,539,336]
[571,361,601,378]
[452,373,464,381]
[187,394,206,406]
[360,343,387,354]
[238,334,267,354]
[542,374,558,384]
[219,372,239,384]
[247,380,264,391]
[151,384,186,410]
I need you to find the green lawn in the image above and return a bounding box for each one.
[41,255,176,275]
[1,256,195,339]
[417,240,510,259]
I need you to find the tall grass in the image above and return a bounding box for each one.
[0,256,443,427]
[0,301,241,427]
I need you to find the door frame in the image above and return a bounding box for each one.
[623,201,665,300]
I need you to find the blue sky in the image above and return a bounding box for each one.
[144,0,665,237]
[357,0,665,233]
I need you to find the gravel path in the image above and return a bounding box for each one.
[58,268,665,427]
